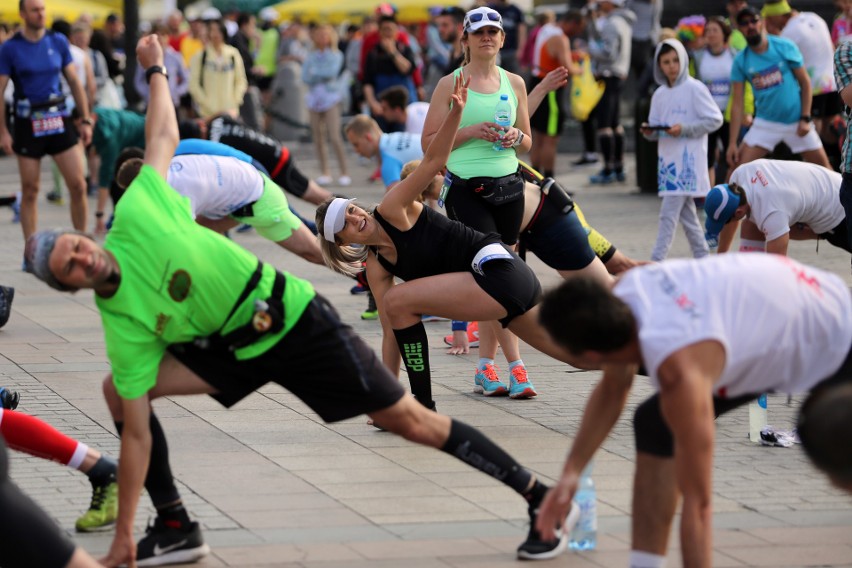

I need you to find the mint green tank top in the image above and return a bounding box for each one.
[446,67,519,179]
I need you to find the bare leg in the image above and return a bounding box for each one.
[557,256,611,283]
[17,155,42,241]
[800,147,831,169]
[478,321,500,360]
[53,143,88,233]
[632,452,680,555]
[734,144,769,168]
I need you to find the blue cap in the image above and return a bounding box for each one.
[704,184,740,243]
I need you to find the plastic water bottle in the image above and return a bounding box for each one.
[748,393,768,443]
[569,463,597,551]
[492,94,512,151]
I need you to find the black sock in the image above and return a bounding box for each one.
[441,419,543,502]
[157,502,191,531]
[86,455,117,486]
[114,414,182,511]
[393,322,434,409]
[599,134,614,171]
[614,131,625,170]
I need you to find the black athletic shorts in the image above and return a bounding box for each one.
[591,76,623,130]
[0,437,76,568]
[529,77,566,136]
[820,219,852,253]
[812,92,842,119]
[12,114,78,159]
[272,152,310,198]
[471,251,542,327]
[168,294,406,422]
[445,171,526,245]
[635,339,852,457]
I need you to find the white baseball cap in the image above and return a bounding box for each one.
[464,7,503,33]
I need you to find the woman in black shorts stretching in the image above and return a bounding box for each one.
[317,75,576,410]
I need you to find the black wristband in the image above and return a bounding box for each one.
[145,65,168,84]
[95,211,104,218]
[799,115,812,122]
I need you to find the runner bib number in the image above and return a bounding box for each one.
[31,109,65,137]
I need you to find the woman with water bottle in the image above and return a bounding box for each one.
[421,6,537,400]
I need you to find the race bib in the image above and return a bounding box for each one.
[31,109,65,138]
[706,79,730,98]
[471,243,513,276]
[751,64,783,91]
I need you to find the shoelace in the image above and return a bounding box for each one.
[481,365,500,382]
[88,484,107,510]
[511,367,529,384]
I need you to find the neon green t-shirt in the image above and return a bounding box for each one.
[96,165,316,400]
[257,28,279,77]
[446,67,519,179]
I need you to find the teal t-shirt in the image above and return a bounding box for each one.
[446,67,519,179]
[92,107,147,188]
[97,165,316,400]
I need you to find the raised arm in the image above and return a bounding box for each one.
[138,35,179,177]
[381,73,469,213]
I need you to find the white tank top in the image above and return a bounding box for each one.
[698,48,735,112]
[166,154,264,220]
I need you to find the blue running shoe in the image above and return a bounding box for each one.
[474,364,508,396]
[589,170,617,185]
[11,196,20,223]
[509,366,537,399]
[236,223,253,233]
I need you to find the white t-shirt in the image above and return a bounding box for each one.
[166,154,264,220]
[614,254,852,398]
[781,12,837,95]
[729,159,844,239]
[405,102,430,135]
[697,48,736,112]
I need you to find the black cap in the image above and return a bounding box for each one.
[736,5,760,23]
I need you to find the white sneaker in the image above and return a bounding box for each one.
[316,175,333,186]
[338,175,352,186]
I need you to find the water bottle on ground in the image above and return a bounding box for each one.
[748,393,768,442]
[569,462,597,551]
[492,94,512,151]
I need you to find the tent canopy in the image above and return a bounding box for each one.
[0,0,115,26]
[272,0,436,24]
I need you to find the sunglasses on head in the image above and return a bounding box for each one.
[468,11,502,24]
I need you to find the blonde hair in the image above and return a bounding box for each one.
[399,159,429,203]
[344,114,381,138]
[312,23,339,50]
[315,199,369,276]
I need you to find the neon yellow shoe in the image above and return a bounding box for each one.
[75,481,118,532]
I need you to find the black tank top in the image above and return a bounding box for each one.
[371,206,500,282]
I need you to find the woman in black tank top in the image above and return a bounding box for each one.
[316,76,576,411]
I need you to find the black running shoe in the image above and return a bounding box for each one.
[136,518,210,567]
[0,286,13,328]
[0,387,19,410]
[517,501,579,560]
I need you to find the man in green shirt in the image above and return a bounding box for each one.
[26,35,576,567]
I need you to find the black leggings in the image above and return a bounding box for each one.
[0,437,76,568]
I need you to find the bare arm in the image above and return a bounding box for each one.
[100,396,152,567]
[716,219,740,253]
[421,74,494,151]
[535,364,636,540]
[793,66,812,117]
[63,63,92,145]
[527,67,569,115]
[139,35,179,178]
[276,224,324,264]
[765,232,790,256]
[0,75,12,155]
[657,342,723,568]
[83,56,96,111]
[726,81,744,168]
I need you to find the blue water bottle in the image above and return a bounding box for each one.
[569,462,597,551]
[492,94,512,151]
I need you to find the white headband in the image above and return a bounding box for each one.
[322,198,354,243]
[712,186,730,221]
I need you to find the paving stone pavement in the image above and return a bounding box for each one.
[0,144,851,568]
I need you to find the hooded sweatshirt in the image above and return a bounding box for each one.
[645,39,723,197]
[587,6,636,79]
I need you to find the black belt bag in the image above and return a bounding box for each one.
[449,169,525,206]
[231,200,256,218]
[195,261,286,352]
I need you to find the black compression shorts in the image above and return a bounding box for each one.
[471,252,542,327]
[168,294,406,422]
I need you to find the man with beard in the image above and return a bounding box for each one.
[436,7,465,76]
[726,6,830,170]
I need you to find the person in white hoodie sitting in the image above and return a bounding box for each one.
[640,38,723,261]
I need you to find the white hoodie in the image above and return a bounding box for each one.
[646,39,723,197]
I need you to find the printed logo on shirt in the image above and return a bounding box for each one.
[751,64,784,91]
[750,169,769,187]
[168,269,192,302]
[655,270,700,319]
[778,257,823,298]
[169,161,183,172]
[155,313,172,336]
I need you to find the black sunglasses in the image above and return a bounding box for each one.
[738,17,760,26]
[468,12,502,24]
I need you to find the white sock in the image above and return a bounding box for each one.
[629,550,666,568]
[739,238,766,252]
[68,442,89,470]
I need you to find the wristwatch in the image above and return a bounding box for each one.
[145,65,169,84]
[512,131,525,147]
[80,117,93,126]
[799,115,812,122]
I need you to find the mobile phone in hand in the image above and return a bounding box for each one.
[646,125,671,131]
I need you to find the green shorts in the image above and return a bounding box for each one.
[231,173,302,242]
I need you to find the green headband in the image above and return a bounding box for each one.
[761,0,791,17]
